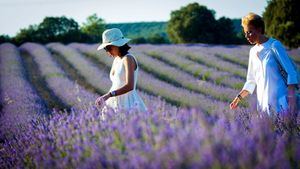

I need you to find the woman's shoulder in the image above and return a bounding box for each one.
[269,38,284,48]
[123,53,135,58]
[249,45,260,55]
[121,53,138,66]
[122,53,137,61]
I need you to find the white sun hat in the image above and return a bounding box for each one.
[97,28,131,50]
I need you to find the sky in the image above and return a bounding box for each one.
[0,0,268,36]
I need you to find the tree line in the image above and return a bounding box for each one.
[0,14,105,45]
[0,0,299,47]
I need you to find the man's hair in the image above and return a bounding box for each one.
[242,12,265,34]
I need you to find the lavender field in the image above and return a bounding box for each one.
[0,42,300,169]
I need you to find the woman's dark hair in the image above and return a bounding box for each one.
[119,44,131,56]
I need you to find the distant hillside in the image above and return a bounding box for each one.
[106,22,167,38]
[1,20,243,45]
[107,20,242,40]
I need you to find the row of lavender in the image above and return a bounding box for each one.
[7,101,300,168]
[47,42,285,111]
[0,42,179,168]
[0,43,49,166]
[69,43,230,112]
[136,44,299,79]
[72,43,241,102]
[46,43,176,112]
[0,42,179,122]
[21,43,98,110]
[135,45,245,89]
[1,43,299,168]
[0,43,48,139]
[68,43,251,103]
[132,48,238,102]
[135,44,248,80]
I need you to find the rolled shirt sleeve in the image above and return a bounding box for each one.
[242,50,256,94]
[272,41,299,85]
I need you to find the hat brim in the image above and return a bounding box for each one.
[97,38,131,51]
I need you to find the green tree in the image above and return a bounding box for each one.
[167,3,217,43]
[14,16,85,44]
[0,34,12,44]
[14,25,40,45]
[215,17,239,44]
[263,0,300,48]
[37,16,82,43]
[81,14,105,43]
[14,16,97,44]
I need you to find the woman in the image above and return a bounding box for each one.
[95,28,147,112]
[230,13,299,115]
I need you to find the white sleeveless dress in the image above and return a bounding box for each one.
[105,53,147,112]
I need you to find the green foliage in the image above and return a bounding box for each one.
[147,33,170,44]
[215,17,242,44]
[107,22,167,38]
[13,18,168,44]
[167,3,244,44]
[167,3,217,43]
[81,13,105,43]
[0,34,12,44]
[14,16,89,45]
[263,0,300,48]
[37,16,83,43]
[130,37,148,44]
[131,33,169,44]
[193,68,202,77]
[231,19,242,33]
[202,71,211,81]
[227,19,248,44]
[23,154,36,169]
[106,22,169,44]
[14,25,39,44]
[215,76,225,85]
[232,82,244,90]
[8,5,252,45]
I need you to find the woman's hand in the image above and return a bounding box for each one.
[230,96,241,109]
[95,93,111,106]
[230,90,249,110]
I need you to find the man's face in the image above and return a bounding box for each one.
[243,24,262,45]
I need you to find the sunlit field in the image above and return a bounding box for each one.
[0,43,299,168]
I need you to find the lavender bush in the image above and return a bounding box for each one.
[20,43,98,110]
[135,45,245,89]
[131,50,238,102]
[2,103,299,169]
[174,45,247,79]
[0,43,47,167]
[69,43,228,113]
[49,43,176,111]
[1,43,299,169]
[287,48,300,66]
[47,43,112,93]
[0,43,47,138]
